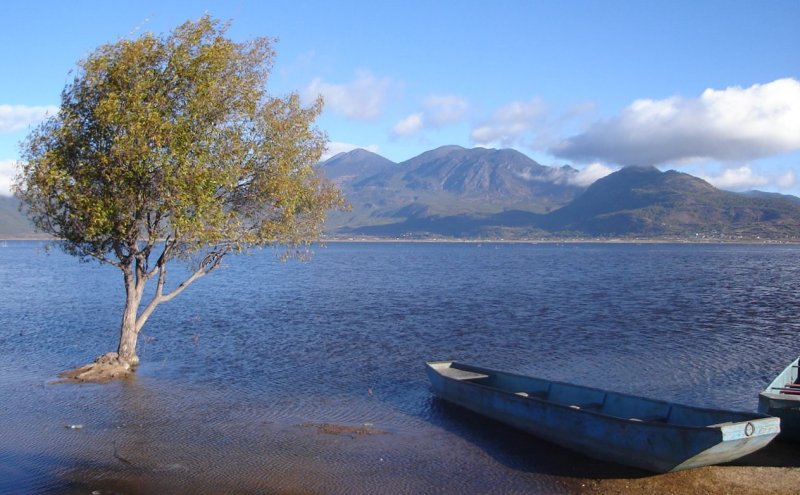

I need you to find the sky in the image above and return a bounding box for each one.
[1,0,799,196]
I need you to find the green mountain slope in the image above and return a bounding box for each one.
[322,146,585,232]
[342,164,800,240]
[542,166,800,238]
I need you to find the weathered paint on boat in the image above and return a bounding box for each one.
[427,361,780,473]
[758,356,800,442]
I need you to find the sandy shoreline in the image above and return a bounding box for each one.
[575,466,800,495]
[571,439,800,494]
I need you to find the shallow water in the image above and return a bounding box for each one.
[1,241,798,493]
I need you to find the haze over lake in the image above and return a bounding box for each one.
[1,241,798,493]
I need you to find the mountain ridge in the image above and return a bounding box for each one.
[321,148,800,240]
[3,146,800,240]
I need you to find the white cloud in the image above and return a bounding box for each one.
[423,95,468,126]
[471,98,547,147]
[391,113,423,137]
[305,70,392,121]
[511,158,615,188]
[551,78,800,166]
[0,159,18,196]
[541,162,616,188]
[699,166,769,190]
[321,141,380,161]
[777,170,796,189]
[0,104,58,133]
[571,163,616,187]
[390,95,468,138]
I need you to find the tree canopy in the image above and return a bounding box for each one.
[14,16,345,372]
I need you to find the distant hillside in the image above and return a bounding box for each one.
[321,149,396,187]
[0,195,41,238]
[356,145,582,205]
[540,166,800,238]
[739,190,800,205]
[321,145,586,232]
[342,165,800,240]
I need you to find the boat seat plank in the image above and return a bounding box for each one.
[776,389,800,395]
[439,367,490,381]
[569,403,604,411]
[515,391,548,399]
[630,416,668,422]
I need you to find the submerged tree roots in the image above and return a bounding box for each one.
[57,352,135,383]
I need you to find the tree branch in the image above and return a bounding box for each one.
[135,248,228,332]
[160,249,227,303]
[144,236,175,280]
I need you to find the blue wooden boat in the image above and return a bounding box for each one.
[427,361,780,473]
[759,356,800,441]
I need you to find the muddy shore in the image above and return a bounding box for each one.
[572,439,800,495]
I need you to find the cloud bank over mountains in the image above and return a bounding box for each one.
[305,69,799,194]
[7,77,794,198]
[550,78,800,167]
[470,98,549,147]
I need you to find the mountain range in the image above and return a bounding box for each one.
[3,145,800,240]
[322,146,800,240]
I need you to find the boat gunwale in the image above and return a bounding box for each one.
[759,357,799,394]
[427,360,777,431]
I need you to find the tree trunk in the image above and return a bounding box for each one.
[117,268,143,366]
[111,248,221,369]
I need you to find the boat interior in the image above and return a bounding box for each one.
[768,362,800,397]
[432,361,759,427]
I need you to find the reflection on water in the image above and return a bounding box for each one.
[1,241,799,493]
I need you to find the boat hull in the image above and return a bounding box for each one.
[759,357,800,441]
[427,361,779,473]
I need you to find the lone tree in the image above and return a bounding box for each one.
[15,17,344,380]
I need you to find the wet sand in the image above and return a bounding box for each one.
[575,466,800,495]
[573,440,800,495]
[46,467,800,495]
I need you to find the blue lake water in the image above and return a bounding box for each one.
[1,241,799,493]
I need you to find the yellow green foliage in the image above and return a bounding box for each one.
[16,16,345,266]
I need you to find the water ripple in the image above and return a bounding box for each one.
[2,242,800,492]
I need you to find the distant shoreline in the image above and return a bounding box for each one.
[3,236,800,245]
[320,237,800,245]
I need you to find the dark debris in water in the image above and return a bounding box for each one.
[300,422,388,436]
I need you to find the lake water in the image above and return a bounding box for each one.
[1,241,799,493]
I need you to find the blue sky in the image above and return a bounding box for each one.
[1,0,798,196]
